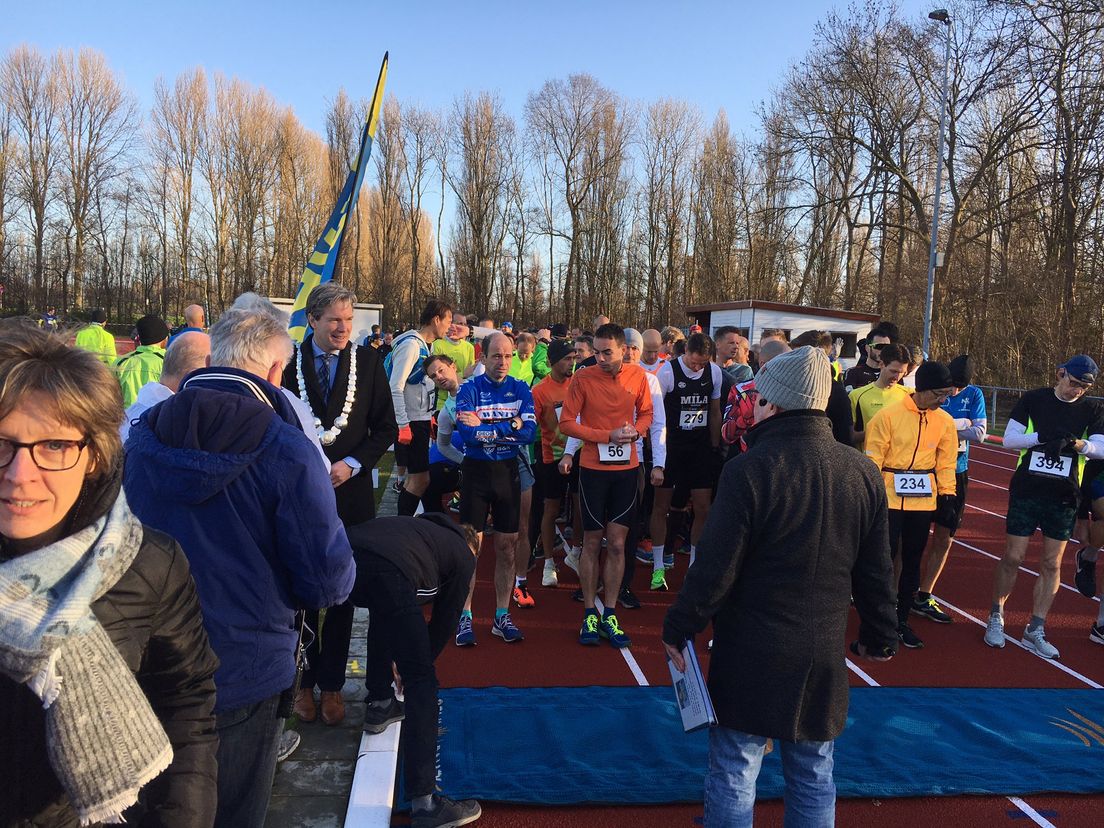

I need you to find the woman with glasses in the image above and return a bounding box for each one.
[0,322,218,827]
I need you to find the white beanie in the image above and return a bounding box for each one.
[755,346,832,411]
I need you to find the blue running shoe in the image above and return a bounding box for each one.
[599,612,631,648]
[634,548,653,565]
[455,615,475,647]
[492,612,524,642]
[579,612,600,646]
[663,551,675,569]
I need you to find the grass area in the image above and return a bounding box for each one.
[375,450,396,511]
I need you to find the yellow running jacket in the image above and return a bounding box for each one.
[863,393,958,511]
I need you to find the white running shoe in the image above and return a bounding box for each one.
[984,613,1005,648]
[542,559,558,588]
[564,547,581,574]
[1022,626,1060,660]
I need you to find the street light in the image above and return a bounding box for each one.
[923,8,952,358]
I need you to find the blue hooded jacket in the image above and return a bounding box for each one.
[123,367,354,712]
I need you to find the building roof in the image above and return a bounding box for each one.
[685,300,880,324]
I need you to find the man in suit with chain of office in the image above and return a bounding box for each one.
[283,282,398,725]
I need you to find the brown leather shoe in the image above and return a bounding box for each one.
[292,688,317,723]
[320,691,345,726]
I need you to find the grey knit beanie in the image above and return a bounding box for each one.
[755,345,831,411]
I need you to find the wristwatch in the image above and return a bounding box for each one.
[510,418,521,431]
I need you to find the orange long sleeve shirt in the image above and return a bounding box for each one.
[559,363,653,470]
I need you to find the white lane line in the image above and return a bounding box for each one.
[846,658,880,687]
[1006,796,1058,828]
[971,458,1019,472]
[595,596,650,686]
[964,501,1008,520]
[975,442,1018,459]
[934,595,1103,689]
[951,534,1100,603]
[968,475,1009,492]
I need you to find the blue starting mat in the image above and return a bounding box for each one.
[433,686,1104,804]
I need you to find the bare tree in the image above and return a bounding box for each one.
[1,45,60,308]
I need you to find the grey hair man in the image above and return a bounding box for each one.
[120,330,211,442]
[123,308,355,828]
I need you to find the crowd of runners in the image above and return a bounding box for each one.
[5,289,1104,828]
[381,308,1104,659]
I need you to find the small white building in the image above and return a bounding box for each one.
[685,300,880,369]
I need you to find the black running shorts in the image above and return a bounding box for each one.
[578,466,638,533]
[404,420,432,475]
[460,457,521,534]
[541,459,568,501]
[659,443,719,491]
[933,471,969,535]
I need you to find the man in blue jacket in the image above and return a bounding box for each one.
[124,308,355,828]
[453,331,537,646]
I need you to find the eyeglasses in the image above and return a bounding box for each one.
[0,438,90,471]
[1068,377,1093,390]
[869,343,886,351]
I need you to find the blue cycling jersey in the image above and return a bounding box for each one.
[941,384,987,473]
[455,373,537,462]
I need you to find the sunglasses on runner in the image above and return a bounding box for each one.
[1068,376,1093,390]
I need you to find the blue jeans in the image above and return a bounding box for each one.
[215,693,282,828]
[704,726,835,828]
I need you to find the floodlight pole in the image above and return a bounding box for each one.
[923,9,952,359]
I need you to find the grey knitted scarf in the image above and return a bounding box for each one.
[0,491,172,825]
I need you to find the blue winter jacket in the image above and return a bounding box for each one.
[123,367,355,712]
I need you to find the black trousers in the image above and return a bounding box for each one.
[888,509,934,625]
[421,461,461,514]
[302,600,354,692]
[359,557,441,798]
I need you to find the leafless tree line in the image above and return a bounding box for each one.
[2,0,1103,384]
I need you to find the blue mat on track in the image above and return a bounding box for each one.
[436,686,1104,804]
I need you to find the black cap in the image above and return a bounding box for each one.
[915,361,954,392]
[135,315,169,346]
[90,308,107,323]
[548,339,575,365]
[948,354,973,388]
[550,323,568,339]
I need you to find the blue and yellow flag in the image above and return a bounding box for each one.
[288,52,389,343]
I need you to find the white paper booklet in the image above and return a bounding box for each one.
[668,641,717,733]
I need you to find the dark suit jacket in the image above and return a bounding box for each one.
[283,335,399,525]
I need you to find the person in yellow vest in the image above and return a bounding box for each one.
[849,343,911,449]
[73,308,117,365]
[508,331,537,387]
[863,361,958,651]
[431,314,475,409]
[115,315,168,408]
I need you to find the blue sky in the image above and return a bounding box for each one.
[5,0,938,138]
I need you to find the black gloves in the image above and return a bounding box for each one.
[936,494,958,526]
[1040,435,1076,460]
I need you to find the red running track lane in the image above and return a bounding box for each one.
[428,443,1104,827]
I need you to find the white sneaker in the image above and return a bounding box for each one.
[984,613,1005,648]
[542,560,558,588]
[564,547,581,574]
[1022,626,1060,660]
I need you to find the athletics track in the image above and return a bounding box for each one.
[406,442,1104,827]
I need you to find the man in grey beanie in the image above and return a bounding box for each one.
[663,346,898,827]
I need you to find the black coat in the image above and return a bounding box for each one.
[663,409,898,742]
[0,529,220,828]
[347,513,477,659]
[283,336,399,525]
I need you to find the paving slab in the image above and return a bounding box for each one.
[264,464,398,827]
